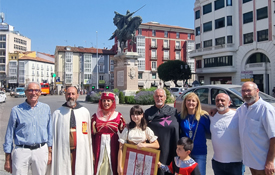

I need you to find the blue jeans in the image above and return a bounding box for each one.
[190,154,206,175]
[212,159,243,175]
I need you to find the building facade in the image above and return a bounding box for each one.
[191,0,274,94]
[55,46,115,91]
[8,51,54,88]
[0,22,31,88]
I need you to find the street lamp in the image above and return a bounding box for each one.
[96,31,98,89]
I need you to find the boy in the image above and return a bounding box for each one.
[158,137,201,175]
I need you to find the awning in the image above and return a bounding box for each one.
[138,82,145,86]
[177,81,183,86]
[165,82,171,86]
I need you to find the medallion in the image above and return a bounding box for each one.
[189,130,193,138]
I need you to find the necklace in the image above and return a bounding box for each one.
[187,116,195,138]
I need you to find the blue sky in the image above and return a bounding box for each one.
[1,0,195,54]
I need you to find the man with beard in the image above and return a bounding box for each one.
[210,93,243,175]
[237,82,275,175]
[144,88,179,175]
[50,86,93,175]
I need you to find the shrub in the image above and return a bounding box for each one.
[113,88,119,96]
[125,96,136,104]
[164,88,175,104]
[88,92,101,103]
[119,91,125,104]
[134,91,154,105]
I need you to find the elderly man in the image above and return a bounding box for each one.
[236,81,275,175]
[3,82,52,175]
[50,86,93,175]
[210,93,242,175]
[144,88,179,175]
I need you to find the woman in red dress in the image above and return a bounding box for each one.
[92,92,126,175]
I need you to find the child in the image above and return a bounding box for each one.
[117,105,160,175]
[158,137,201,175]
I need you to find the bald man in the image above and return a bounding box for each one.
[210,93,242,175]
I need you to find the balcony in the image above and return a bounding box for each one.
[163,45,170,50]
[32,66,35,69]
[163,56,170,60]
[151,55,157,59]
[150,44,157,49]
[175,46,181,50]
[37,67,39,70]
[190,43,236,58]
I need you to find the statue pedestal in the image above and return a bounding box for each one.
[113,52,140,96]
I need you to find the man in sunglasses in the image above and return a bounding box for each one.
[3,82,52,175]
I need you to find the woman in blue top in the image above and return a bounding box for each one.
[178,92,210,175]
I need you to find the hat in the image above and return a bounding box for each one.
[100,92,115,101]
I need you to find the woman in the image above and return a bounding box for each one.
[178,92,210,175]
[92,92,126,175]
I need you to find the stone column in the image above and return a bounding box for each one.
[113,52,140,96]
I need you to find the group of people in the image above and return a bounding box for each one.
[2,81,275,175]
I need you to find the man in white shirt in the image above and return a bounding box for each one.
[238,82,275,175]
[210,93,243,175]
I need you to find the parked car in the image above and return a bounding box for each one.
[174,84,275,113]
[10,89,15,96]
[14,87,26,98]
[170,87,185,98]
[0,91,6,102]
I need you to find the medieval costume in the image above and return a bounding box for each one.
[92,92,126,175]
[145,104,179,175]
[51,102,93,175]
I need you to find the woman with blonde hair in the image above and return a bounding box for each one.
[178,92,210,175]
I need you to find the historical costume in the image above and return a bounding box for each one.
[92,92,126,175]
[51,102,93,175]
[144,104,179,175]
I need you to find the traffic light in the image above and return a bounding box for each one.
[106,86,109,89]
[92,86,95,91]
[52,73,56,78]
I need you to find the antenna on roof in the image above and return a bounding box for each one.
[0,12,5,23]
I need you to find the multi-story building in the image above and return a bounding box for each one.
[8,51,54,88]
[0,17,31,87]
[112,22,195,89]
[191,0,275,94]
[55,46,115,91]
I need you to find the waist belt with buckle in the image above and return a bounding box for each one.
[17,142,46,150]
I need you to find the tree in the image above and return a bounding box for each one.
[157,60,191,87]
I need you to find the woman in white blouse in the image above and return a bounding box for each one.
[117,105,160,175]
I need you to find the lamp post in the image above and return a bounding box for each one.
[96,31,98,89]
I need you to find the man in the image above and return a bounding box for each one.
[210,93,243,175]
[238,82,275,175]
[50,86,93,175]
[3,82,52,175]
[144,88,179,175]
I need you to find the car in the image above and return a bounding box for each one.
[10,89,15,96]
[174,84,275,113]
[170,87,186,98]
[0,91,6,102]
[14,87,26,98]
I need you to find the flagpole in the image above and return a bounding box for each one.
[96,31,98,89]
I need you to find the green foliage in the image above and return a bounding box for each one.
[86,92,100,103]
[157,60,191,86]
[164,88,175,104]
[134,91,155,105]
[113,88,119,95]
[119,91,125,104]
[125,96,136,104]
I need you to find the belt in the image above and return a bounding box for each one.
[17,142,46,150]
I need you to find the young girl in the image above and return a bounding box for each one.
[117,105,160,175]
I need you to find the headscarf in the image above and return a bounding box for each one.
[96,92,116,120]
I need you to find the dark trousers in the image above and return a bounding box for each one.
[212,159,243,175]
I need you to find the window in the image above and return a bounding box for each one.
[204,56,233,67]
[164,31,168,37]
[243,0,252,3]
[243,32,253,44]
[138,59,145,70]
[0,35,6,41]
[99,65,105,72]
[151,61,157,70]
[151,39,157,47]
[176,32,179,39]
[196,60,202,68]
[163,50,169,60]
[243,11,253,24]
[215,0,225,10]
[0,42,6,48]
[0,57,5,63]
[215,37,225,45]
[227,16,232,26]
[99,75,104,80]
[204,39,212,48]
[138,28,142,35]
[152,73,156,79]
[203,21,212,32]
[0,65,5,71]
[215,17,225,29]
[175,51,180,60]
[138,73,142,79]
[196,43,201,49]
[227,35,233,43]
[196,27,200,36]
[84,74,91,79]
[188,33,191,39]
[194,88,209,104]
[163,40,169,49]
[175,41,180,49]
[203,3,212,15]
[151,50,157,59]
[195,10,200,19]
[152,30,156,36]
[226,0,232,6]
[257,7,268,20]
[65,74,72,84]
[257,29,268,42]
